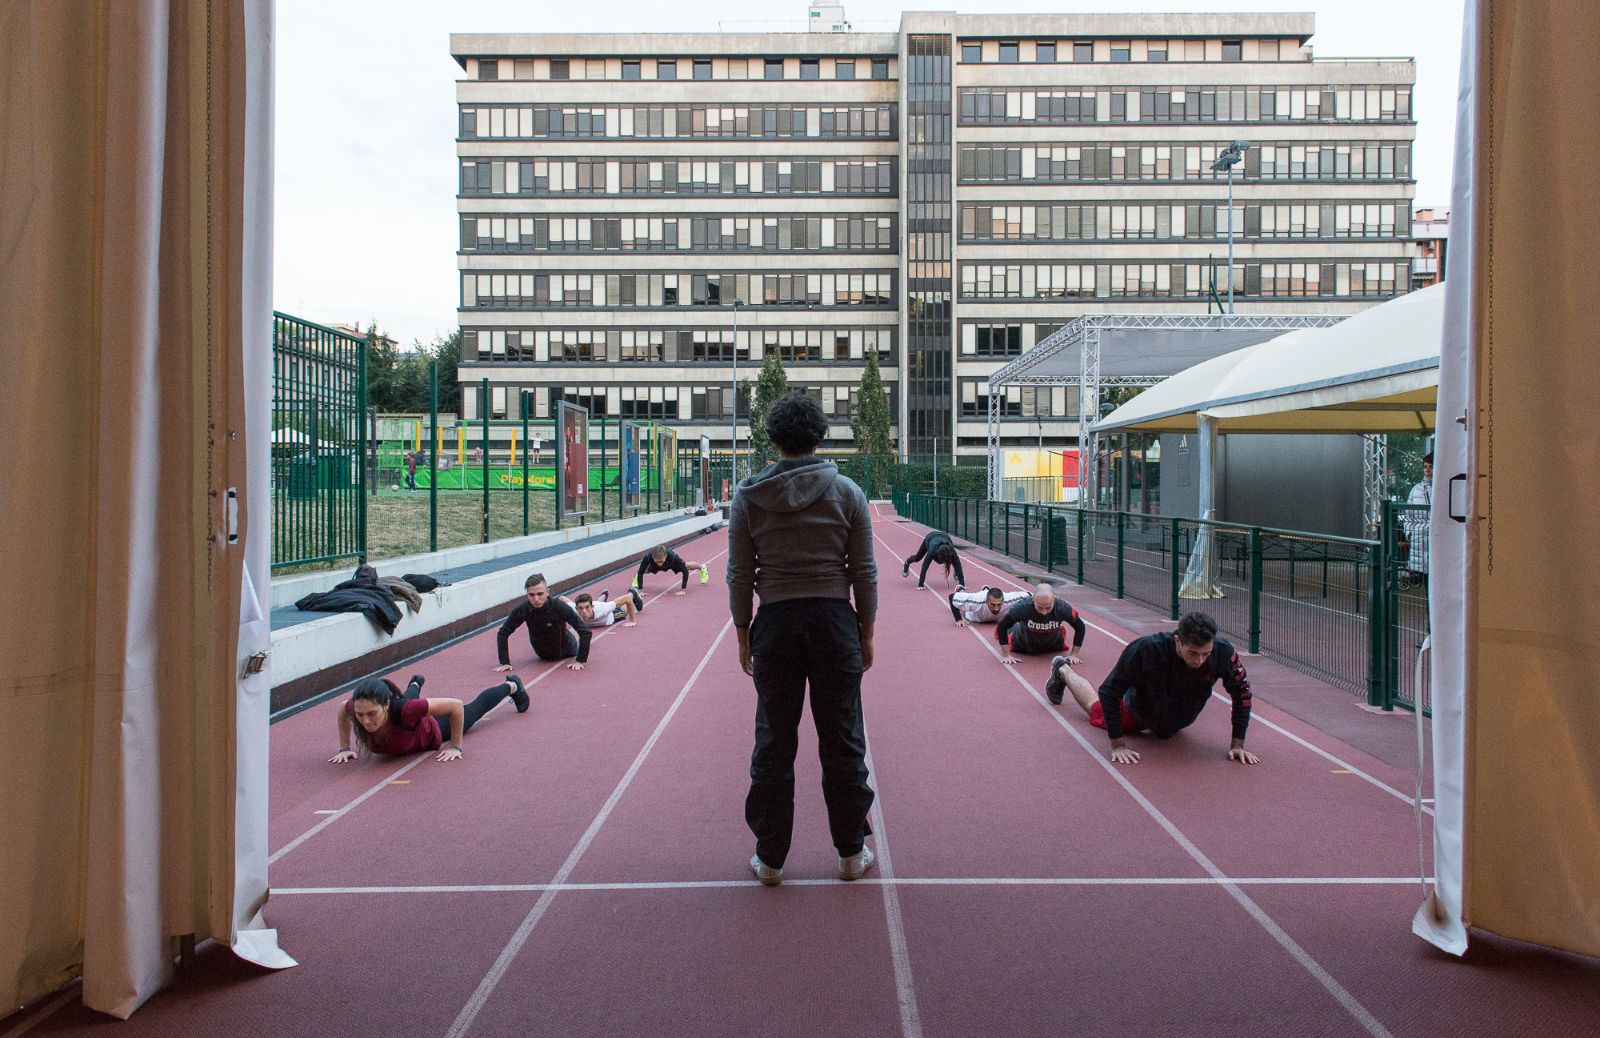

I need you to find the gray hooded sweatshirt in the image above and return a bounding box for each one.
[726,457,877,629]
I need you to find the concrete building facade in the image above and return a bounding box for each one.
[451,11,1416,461]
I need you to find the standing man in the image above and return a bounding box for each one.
[1062,611,1258,766]
[1402,451,1433,580]
[728,393,878,887]
[494,573,592,672]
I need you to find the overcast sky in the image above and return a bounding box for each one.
[274,0,1464,348]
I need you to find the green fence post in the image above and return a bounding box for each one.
[599,416,608,524]
[479,378,490,544]
[1076,511,1086,585]
[1115,510,1126,599]
[1004,504,1012,557]
[1248,526,1263,654]
[1022,504,1031,565]
[1367,539,1388,708]
[521,392,530,537]
[356,341,368,562]
[1043,507,1054,572]
[1169,516,1181,620]
[1383,501,1401,709]
[429,360,439,553]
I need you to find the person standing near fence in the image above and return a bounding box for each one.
[405,450,417,492]
[1403,451,1433,578]
[728,393,878,887]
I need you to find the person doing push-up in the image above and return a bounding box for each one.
[562,588,646,629]
[634,545,709,596]
[1062,611,1258,766]
[901,531,966,589]
[948,585,1030,626]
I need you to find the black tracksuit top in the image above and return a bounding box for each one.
[497,599,592,664]
[1096,632,1252,741]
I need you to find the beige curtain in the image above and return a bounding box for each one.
[1420,0,1600,958]
[0,0,286,1019]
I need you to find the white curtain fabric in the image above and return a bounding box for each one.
[1419,0,1600,958]
[0,0,286,1019]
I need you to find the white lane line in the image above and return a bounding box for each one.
[960,620,1396,1038]
[269,557,723,866]
[442,618,734,1038]
[1209,691,1434,818]
[0,988,78,1038]
[879,515,1433,816]
[861,736,924,1038]
[274,875,1435,896]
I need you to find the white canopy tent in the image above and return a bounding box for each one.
[1092,284,1442,595]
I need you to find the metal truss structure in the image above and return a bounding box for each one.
[1363,434,1389,538]
[985,312,1345,504]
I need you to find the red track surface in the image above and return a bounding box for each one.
[19,507,1600,1037]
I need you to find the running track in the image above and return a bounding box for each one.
[14,506,1599,1037]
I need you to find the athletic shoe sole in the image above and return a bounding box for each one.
[1045,656,1067,705]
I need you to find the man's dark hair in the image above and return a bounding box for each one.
[524,573,547,590]
[1422,451,1433,465]
[574,592,594,606]
[764,392,828,456]
[1176,611,1218,646]
[984,586,1003,600]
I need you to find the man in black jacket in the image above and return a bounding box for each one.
[633,545,709,596]
[1066,611,1258,766]
[494,573,592,673]
[729,393,878,887]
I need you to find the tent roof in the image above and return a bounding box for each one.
[1093,284,1445,435]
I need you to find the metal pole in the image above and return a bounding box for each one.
[1226,163,1235,313]
[428,360,438,552]
[521,391,530,537]
[731,300,741,484]
[480,377,489,543]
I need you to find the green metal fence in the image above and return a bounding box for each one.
[895,491,1419,709]
[272,312,366,571]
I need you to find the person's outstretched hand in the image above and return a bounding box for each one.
[329,749,358,764]
[1110,746,1141,765]
[1227,745,1260,765]
[493,664,513,674]
[567,661,585,671]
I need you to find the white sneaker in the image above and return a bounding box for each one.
[750,854,782,887]
[838,846,876,881]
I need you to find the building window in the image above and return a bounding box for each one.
[1036,41,1056,63]
[836,59,856,79]
[480,59,499,81]
[871,58,889,79]
[800,58,819,80]
[693,59,712,80]
[548,59,568,80]
[621,60,641,80]
[765,58,784,80]
[1073,41,1093,62]
[1147,45,1167,62]
[1222,39,1243,61]
[657,60,677,79]
[1110,41,1131,63]
[999,41,1019,63]
[961,42,981,63]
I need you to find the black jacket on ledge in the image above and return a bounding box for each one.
[295,566,403,635]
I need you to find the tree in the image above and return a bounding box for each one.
[850,350,893,494]
[746,348,789,463]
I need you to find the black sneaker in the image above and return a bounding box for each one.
[507,674,530,713]
[901,562,910,578]
[630,588,644,612]
[1045,656,1068,705]
[599,589,611,603]
[408,674,427,692]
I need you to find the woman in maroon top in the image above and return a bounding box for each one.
[330,673,529,764]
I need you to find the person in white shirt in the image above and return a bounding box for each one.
[947,585,1030,627]
[1402,451,1433,577]
[562,588,644,629]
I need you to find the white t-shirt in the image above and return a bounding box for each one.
[950,589,1030,624]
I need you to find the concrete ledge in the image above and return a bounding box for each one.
[271,508,679,610]
[268,512,718,713]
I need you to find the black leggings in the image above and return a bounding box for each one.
[905,533,966,588]
[402,679,514,741]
